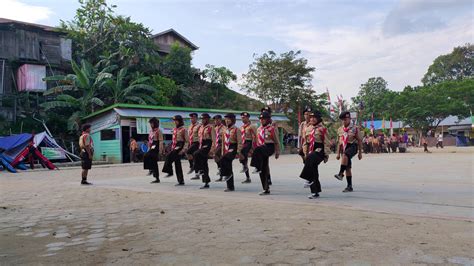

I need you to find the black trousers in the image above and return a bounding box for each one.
[187,142,200,171]
[144,141,160,180]
[221,144,237,190]
[193,140,212,184]
[299,143,324,193]
[239,140,252,165]
[251,143,275,191]
[162,142,184,184]
[214,143,222,171]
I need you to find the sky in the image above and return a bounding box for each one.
[1,0,473,101]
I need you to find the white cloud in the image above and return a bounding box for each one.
[272,16,473,101]
[0,0,53,23]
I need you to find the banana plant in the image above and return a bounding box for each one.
[104,67,157,105]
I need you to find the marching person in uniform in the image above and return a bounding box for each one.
[299,111,330,199]
[162,115,189,186]
[251,111,280,195]
[212,114,225,181]
[239,112,257,184]
[255,106,276,186]
[193,113,214,189]
[334,111,363,192]
[220,113,242,192]
[187,113,201,179]
[298,106,312,162]
[144,118,164,183]
[79,124,94,185]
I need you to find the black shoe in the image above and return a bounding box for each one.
[224,188,234,192]
[200,184,210,189]
[81,180,92,185]
[259,190,270,196]
[151,179,160,184]
[175,183,185,186]
[334,174,344,181]
[241,178,251,184]
[190,175,200,180]
[223,175,233,182]
[215,177,223,182]
[308,193,319,199]
[343,187,353,192]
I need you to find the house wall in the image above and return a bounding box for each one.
[91,124,122,163]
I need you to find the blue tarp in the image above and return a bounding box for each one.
[0,133,32,151]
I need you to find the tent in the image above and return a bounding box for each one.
[0,132,78,172]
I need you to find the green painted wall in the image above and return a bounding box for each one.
[91,124,122,163]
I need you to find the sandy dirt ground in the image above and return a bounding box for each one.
[0,147,473,265]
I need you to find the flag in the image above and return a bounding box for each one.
[326,88,334,114]
[337,95,343,113]
[382,117,385,129]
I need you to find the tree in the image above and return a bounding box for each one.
[60,0,160,76]
[242,50,317,113]
[160,43,194,86]
[351,77,392,120]
[202,64,237,104]
[41,60,110,130]
[149,74,179,106]
[103,67,157,105]
[422,44,474,86]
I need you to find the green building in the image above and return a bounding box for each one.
[83,104,290,163]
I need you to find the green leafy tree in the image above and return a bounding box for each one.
[149,74,179,105]
[103,68,157,105]
[160,43,194,86]
[202,64,237,104]
[41,60,110,130]
[352,77,392,120]
[422,44,474,86]
[242,50,318,113]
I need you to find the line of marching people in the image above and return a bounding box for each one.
[79,106,363,199]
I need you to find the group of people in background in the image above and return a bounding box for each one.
[362,133,408,154]
[78,106,365,199]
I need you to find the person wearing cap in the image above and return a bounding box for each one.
[335,111,363,192]
[298,106,313,163]
[220,113,242,192]
[162,115,189,186]
[193,113,214,189]
[187,113,202,179]
[299,111,330,199]
[144,117,164,184]
[251,111,280,195]
[239,112,257,184]
[211,114,225,181]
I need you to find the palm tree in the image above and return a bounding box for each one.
[104,68,157,105]
[41,60,112,130]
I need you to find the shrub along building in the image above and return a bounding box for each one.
[0,18,72,121]
[82,104,290,163]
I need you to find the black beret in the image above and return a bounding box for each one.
[339,111,351,120]
[260,106,272,114]
[200,113,210,119]
[309,110,322,118]
[189,113,198,118]
[212,114,222,119]
[303,106,313,113]
[259,111,271,119]
[224,113,236,119]
[240,112,250,117]
[172,115,183,121]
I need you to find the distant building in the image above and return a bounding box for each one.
[0,18,72,121]
[151,28,198,56]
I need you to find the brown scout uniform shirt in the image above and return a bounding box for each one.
[188,122,201,143]
[221,125,242,154]
[241,122,257,141]
[303,124,330,156]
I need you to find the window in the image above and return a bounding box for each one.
[100,129,118,140]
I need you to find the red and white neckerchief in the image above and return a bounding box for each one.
[309,125,326,152]
[199,124,212,148]
[189,123,197,145]
[171,127,179,149]
[81,132,94,147]
[342,126,352,151]
[257,124,271,146]
[241,123,250,144]
[224,127,232,153]
[214,124,223,148]
[148,128,159,143]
